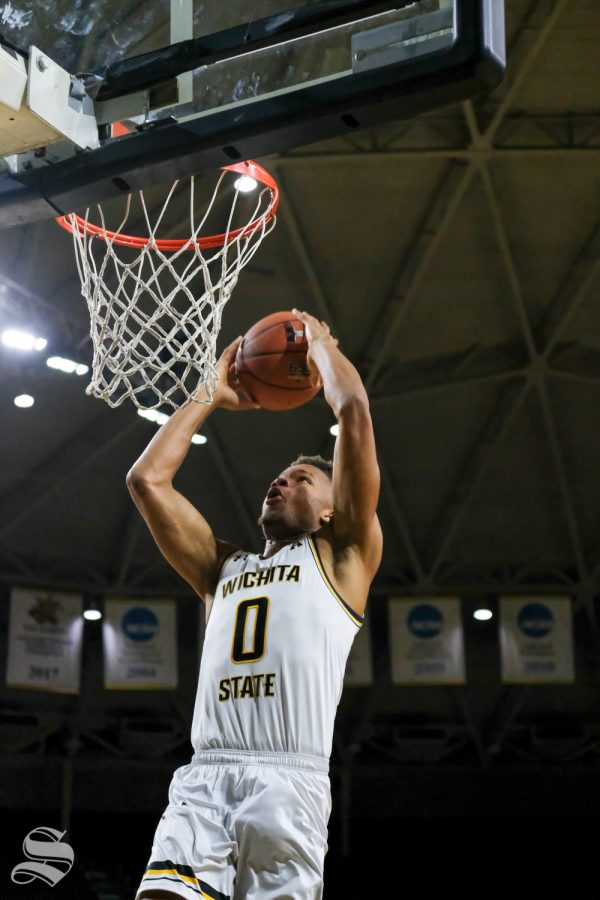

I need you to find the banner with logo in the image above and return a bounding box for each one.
[389,597,465,684]
[500,596,574,683]
[103,598,178,689]
[344,617,373,686]
[6,587,83,693]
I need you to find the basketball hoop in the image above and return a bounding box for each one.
[56,160,279,410]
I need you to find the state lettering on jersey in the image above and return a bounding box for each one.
[218,673,276,701]
[222,565,301,598]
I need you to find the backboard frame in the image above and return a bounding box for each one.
[0,0,505,229]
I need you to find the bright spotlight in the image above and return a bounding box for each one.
[234,175,258,193]
[83,609,102,621]
[47,356,89,376]
[14,394,34,408]
[2,329,47,351]
[330,423,339,437]
[137,409,166,424]
[474,608,493,621]
[137,408,206,444]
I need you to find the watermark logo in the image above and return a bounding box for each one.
[11,826,74,887]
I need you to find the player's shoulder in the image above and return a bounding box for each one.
[212,540,250,584]
[317,517,382,567]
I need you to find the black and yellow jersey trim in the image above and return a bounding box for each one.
[307,535,364,627]
[142,859,229,900]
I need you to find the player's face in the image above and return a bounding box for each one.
[258,465,333,539]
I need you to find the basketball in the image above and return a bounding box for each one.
[235,311,322,411]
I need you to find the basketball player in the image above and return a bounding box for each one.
[127,309,382,900]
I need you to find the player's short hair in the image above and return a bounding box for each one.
[289,454,333,479]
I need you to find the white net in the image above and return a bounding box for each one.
[61,165,278,410]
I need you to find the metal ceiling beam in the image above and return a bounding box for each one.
[0,556,186,595]
[461,100,481,145]
[0,413,137,542]
[483,0,572,144]
[107,505,144,591]
[358,0,573,389]
[369,571,580,596]
[270,164,342,336]
[539,220,600,360]
[479,165,538,361]
[549,369,600,389]
[203,420,260,551]
[0,272,73,345]
[1,548,589,599]
[359,160,463,376]
[378,458,424,581]
[453,687,489,768]
[0,551,36,580]
[486,687,530,758]
[425,380,532,582]
[534,379,586,578]
[362,162,478,389]
[371,367,526,401]
[475,150,586,581]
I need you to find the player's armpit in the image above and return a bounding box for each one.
[330,396,382,575]
[126,474,236,598]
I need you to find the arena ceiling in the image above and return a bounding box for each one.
[0,0,599,802]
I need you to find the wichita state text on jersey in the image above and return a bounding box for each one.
[191,536,363,760]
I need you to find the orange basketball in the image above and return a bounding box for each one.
[235,311,322,411]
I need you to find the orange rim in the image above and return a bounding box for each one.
[55,160,279,251]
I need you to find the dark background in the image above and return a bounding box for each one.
[1,1,600,898]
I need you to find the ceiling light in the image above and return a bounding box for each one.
[137,408,207,444]
[234,175,258,193]
[137,408,169,425]
[330,423,339,437]
[83,608,102,621]
[47,355,89,375]
[2,328,47,351]
[14,394,34,408]
[83,600,102,621]
[474,608,493,621]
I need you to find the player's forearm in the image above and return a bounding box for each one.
[310,340,368,419]
[127,386,216,486]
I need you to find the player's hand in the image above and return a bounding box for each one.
[292,308,338,385]
[211,337,261,411]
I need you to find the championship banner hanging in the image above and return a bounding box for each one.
[103,598,178,690]
[500,596,574,683]
[389,598,465,685]
[344,617,373,686]
[6,587,83,694]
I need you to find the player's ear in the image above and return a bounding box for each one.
[319,507,334,526]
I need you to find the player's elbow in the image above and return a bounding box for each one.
[126,466,164,497]
[336,390,370,422]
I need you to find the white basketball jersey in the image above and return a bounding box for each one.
[191,535,363,760]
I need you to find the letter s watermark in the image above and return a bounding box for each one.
[11,826,74,886]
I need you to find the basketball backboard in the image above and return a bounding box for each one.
[0,0,505,227]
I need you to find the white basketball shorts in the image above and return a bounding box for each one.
[135,749,331,900]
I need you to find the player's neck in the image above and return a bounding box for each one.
[260,535,307,559]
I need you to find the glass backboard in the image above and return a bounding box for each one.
[0,0,505,227]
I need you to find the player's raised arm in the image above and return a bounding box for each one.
[293,309,382,574]
[126,337,259,599]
